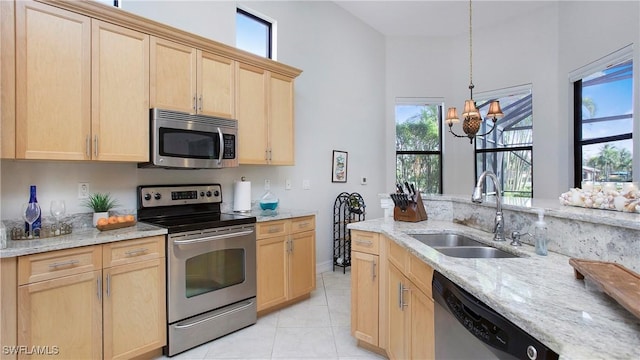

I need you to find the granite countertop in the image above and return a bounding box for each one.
[0,222,167,258]
[242,208,317,222]
[348,218,640,360]
[1,208,317,258]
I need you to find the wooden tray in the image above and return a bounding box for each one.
[569,258,640,320]
[97,220,136,231]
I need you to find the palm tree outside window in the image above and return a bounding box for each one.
[573,55,633,187]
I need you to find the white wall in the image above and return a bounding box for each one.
[0,1,387,273]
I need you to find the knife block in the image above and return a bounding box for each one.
[393,192,428,222]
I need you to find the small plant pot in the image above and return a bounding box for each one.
[93,212,109,227]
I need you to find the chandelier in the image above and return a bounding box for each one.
[445,0,504,144]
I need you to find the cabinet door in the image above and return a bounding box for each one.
[236,62,268,164]
[199,51,235,118]
[256,236,287,311]
[18,270,102,359]
[150,37,197,113]
[351,251,379,346]
[268,73,295,165]
[386,263,408,360]
[288,231,316,299]
[92,20,149,162]
[15,0,91,160]
[103,258,166,360]
[410,288,435,360]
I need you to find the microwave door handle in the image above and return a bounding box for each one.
[217,127,223,165]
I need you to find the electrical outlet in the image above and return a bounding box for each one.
[78,182,90,199]
[302,179,311,190]
[361,176,367,185]
[285,179,292,190]
[264,179,271,190]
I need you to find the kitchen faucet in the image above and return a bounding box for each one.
[472,171,505,241]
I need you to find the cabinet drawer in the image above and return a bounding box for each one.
[351,230,379,255]
[257,220,289,239]
[103,236,165,268]
[291,215,315,233]
[387,239,407,271]
[408,253,433,298]
[18,246,102,285]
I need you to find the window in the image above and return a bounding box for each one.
[236,8,273,59]
[475,85,533,198]
[572,48,633,187]
[395,99,443,194]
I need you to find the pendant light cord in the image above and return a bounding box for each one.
[469,0,474,96]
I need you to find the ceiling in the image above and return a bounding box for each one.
[333,1,554,38]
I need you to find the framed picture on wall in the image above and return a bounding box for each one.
[331,150,348,183]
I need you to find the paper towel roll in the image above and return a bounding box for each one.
[233,180,251,212]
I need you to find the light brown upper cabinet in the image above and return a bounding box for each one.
[14,1,150,161]
[92,20,150,162]
[236,63,295,165]
[150,37,235,119]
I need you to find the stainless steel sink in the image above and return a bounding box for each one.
[409,233,485,247]
[409,233,519,258]
[434,246,519,259]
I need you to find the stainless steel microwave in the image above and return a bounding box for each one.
[139,109,239,169]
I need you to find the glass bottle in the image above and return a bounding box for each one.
[24,185,42,234]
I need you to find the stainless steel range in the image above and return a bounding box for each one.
[137,184,257,357]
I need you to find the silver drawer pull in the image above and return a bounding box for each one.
[355,239,373,246]
[48,259,80,269]
[267,227,281,233]
[297,222,309,228]
[124,248,148,257]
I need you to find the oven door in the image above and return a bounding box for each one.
[167,224,256,323]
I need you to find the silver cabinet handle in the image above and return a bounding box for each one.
[290,237,294,252]
[86,135,90,158]
[94,135,98,157]
[106,274,111,297]
[355,239,373,246]
[265,149,269,161]
[193,95,197,111]
[198,95,203,111]
[371,260,376,281]
[124,248,148,257]
[48,259,80,269]
[399,282,409,309]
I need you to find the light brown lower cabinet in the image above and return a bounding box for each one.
[15,236,166,360]
[256,215,316,314]
[350,230,435,360]
[386,240,435,360]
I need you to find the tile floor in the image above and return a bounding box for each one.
[158,270,386,359]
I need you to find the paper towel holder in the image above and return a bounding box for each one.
[233,177,252,213]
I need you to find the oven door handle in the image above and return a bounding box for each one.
[174,300,255,329]
[173,229,254,245]
[217,127,223,166]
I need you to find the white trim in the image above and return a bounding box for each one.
[395,97,444,105]
[476,83,532,100]
[568,44,634,82]
[316,260,333,274]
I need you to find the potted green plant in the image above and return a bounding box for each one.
[83,193,119,226]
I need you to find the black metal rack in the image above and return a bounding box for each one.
[333,192,366,273]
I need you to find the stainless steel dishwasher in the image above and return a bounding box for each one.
[432,272,559,360]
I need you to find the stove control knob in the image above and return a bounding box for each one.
[154,193,162,200]
[200,191,205,197]
[144,193,151,201]
[206,191,212,197]
[213,190,220,197]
